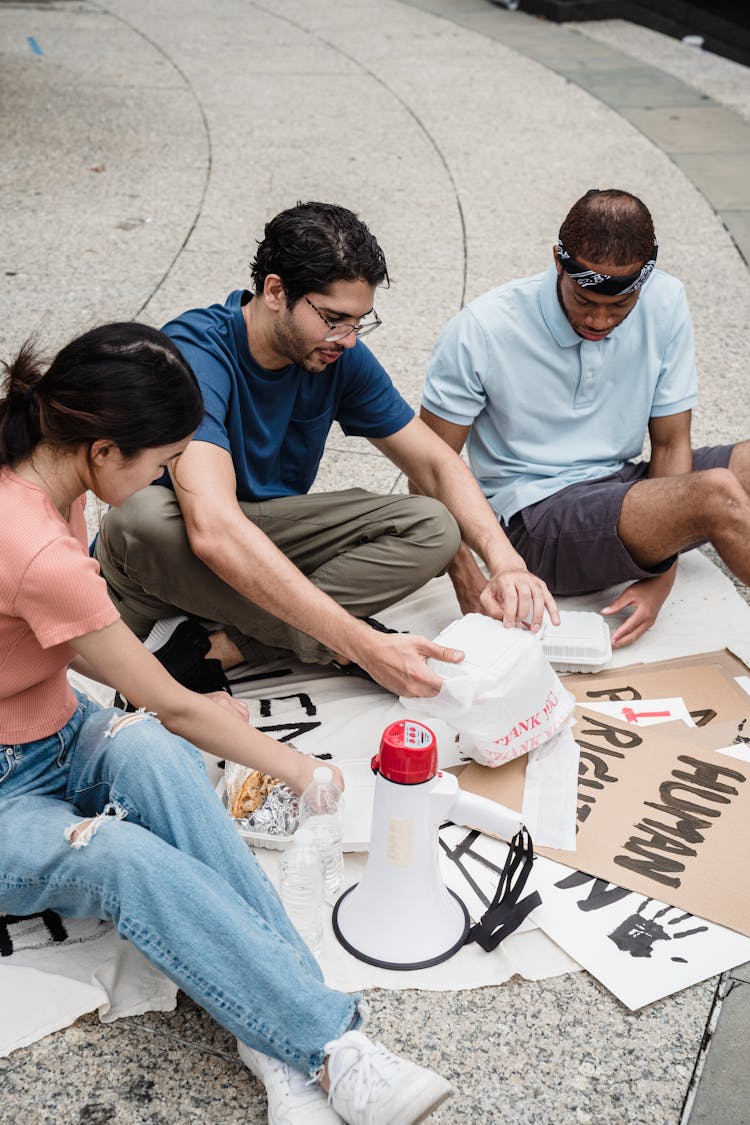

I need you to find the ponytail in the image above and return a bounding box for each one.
[0,339,45,466]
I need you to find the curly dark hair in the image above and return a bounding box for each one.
[559,189,655,266]
[250,201,389,305]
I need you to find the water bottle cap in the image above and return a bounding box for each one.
[373,720,437,784]
[313,766,333,784]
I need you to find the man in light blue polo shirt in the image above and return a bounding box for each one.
[422,189,750,648]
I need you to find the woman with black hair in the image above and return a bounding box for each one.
[0,322,452,1125]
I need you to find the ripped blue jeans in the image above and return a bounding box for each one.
[0,692,358,1073]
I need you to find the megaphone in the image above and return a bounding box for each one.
[332,719,523,970]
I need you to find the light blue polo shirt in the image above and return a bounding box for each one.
[423,266,697,523]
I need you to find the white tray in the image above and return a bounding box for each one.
[541,610,612,673]
[217,761,376,852]
[216,775,295,851]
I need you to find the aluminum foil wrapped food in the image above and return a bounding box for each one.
[224,760,299,837]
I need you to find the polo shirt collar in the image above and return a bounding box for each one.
[540,265,581,348]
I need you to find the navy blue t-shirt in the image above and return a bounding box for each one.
[161,290,414,501]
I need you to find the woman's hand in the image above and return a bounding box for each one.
[205,691,249,721]
[284,746,345,795]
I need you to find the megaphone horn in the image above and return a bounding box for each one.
[332,719,523,970]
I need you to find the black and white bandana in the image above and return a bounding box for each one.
[556,237,658,296]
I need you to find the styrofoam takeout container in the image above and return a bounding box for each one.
[541,610,612,673]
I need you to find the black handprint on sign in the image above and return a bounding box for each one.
[608,900,708,960]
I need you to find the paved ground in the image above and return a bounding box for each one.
[1,1,750,1121]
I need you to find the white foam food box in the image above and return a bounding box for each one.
[541,610,612,673]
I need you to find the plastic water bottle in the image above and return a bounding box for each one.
[279,827,324,955]
[299,766,345,901]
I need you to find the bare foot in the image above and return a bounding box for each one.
[207,629,244,670]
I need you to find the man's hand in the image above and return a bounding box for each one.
[448,545,559,631]
[601,567,676,648]
[392,417,560,630]
[353,631,464,698]
[479,568,559,632]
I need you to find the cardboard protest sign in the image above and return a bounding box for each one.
[459,650,750,937]
[541,721,750,935]
[562,649,750,733]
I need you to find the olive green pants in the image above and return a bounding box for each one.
[94,486,460,667]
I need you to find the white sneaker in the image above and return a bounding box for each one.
[237,1039,343,1124]
[324,1030,454,1125]
[143,614,189,653]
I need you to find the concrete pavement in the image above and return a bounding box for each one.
[1,1,749,1120]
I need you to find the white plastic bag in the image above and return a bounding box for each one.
[402,614,575,767]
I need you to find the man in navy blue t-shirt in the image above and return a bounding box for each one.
[96,202,556,697]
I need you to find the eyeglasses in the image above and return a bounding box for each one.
[304,296,382,342]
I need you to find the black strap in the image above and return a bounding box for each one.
[464,827,541,952]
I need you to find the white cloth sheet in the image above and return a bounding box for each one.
[3,550,749,1053]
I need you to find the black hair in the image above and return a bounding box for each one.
[0,322,204,468]
[559,189,655,267]
[250,201,389,305]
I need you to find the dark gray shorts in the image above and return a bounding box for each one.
[502,445,734,596]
